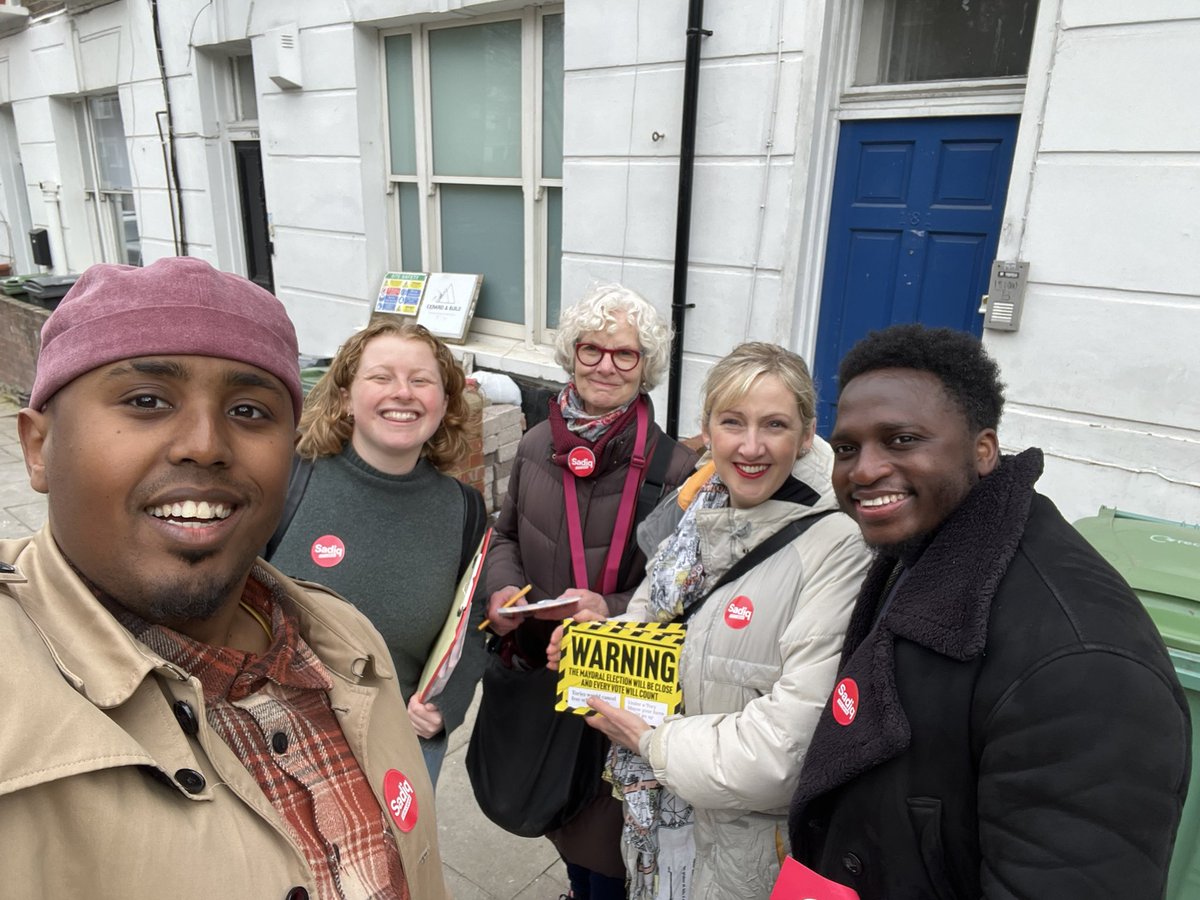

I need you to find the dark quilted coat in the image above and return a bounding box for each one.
[484,406,697,663]
[480,399,696,875]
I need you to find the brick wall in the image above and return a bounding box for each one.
[444,391,527,515]
[446,387,485,498]
[0,295,47,402]
[480,403,524,514]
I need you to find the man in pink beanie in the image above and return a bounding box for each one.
[0,258,447,899]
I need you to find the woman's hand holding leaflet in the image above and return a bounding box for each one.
[545,608,606,670]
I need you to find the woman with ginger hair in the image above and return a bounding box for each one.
[268,319,486,784]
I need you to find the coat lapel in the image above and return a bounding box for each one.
[792,449,1044,806]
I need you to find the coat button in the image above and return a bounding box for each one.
[841,851,863,876]
[285,888,309,900]
[172,700,200,736]
[175,768,206,794]
[271,731,289,754]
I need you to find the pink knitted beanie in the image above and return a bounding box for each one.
[29,257,303,421]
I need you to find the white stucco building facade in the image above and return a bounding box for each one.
[0,0,1196,523]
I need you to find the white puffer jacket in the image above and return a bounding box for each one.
[627,438,871,899]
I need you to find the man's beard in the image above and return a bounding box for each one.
[867,462,981,567]
[90,549,248,625]
[871,531,934,567]
[133,548,244,622]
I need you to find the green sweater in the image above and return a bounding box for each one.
[270,445,487,738]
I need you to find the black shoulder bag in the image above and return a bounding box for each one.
[465,433,679,838]
[263,455,314,562]
[680,509,835,624]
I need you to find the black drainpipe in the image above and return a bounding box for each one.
[665,0,710,438]
[150,0,188,256]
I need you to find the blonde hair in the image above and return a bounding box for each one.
[702,342,817,435]
[296,319,471,471]
[553,284,672,389]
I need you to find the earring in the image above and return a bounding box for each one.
[344,412,355,424]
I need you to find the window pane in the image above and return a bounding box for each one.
[545,186,562,327]
[74,102,95,191]
[857,0,1037,86]
[385,34,418,176]
[542,14,563,179]
[440,184,524,323]
[114,192,142,267]
[398,182,421,271]
[234,54,258,120]
[88,95,134,191]
[429,21,522,177]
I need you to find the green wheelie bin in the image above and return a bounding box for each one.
[1075,507,1200,900]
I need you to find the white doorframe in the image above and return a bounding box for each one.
[789,0,1048,360]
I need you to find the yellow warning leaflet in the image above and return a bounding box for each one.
[556,620,685,727]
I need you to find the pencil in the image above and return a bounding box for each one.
[477,583,533,632]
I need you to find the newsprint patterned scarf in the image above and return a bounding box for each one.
[606,473,729,900]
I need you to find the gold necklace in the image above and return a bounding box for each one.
[239,600,273,643]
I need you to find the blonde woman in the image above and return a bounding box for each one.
[268,320,486,784]
[549,343,871,899]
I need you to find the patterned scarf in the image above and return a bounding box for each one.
[607,474,729,900]
[558,381,636,442]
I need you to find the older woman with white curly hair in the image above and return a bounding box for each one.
[473,284,697,900]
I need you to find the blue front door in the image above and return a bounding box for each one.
[813,115,1019,432]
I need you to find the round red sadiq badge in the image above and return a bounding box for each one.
[724,595,754,629]
[310,534,346,568]
[567,446,596,477]
[383,769,419,833]
[832,677,859,726]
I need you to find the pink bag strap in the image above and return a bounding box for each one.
[562,399,649,595]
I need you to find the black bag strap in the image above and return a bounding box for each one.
[456,478,488,580]
[263,454,314,562]
[679,509,835,624]
[635,434,678,524]
[616,433,679,585]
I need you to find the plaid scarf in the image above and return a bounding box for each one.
[607,474,729,900]
[115,574,409,900]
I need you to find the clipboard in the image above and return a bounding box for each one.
[416,528,491,703]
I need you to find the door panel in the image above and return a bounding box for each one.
[814,115,1019,432]
[234,141,274,293]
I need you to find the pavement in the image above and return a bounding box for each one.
[0,400,570,900]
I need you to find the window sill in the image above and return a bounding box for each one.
[450,334,565,384]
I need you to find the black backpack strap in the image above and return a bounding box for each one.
[456,479,488,579]
[679,509,836,625]
[635,434,678,525]
[617,433,679,585]
[263,455,314,561]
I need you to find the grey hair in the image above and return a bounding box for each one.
[553,283,672,390]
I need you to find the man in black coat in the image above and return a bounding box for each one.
[787,324,1190,899]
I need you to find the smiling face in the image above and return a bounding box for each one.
[830,368,999,560]
[343,334,448,474]
[18,355,295,629]
[573,312,645,415]
[702,374,813,509]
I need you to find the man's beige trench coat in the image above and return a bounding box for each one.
[0,528,447,900]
